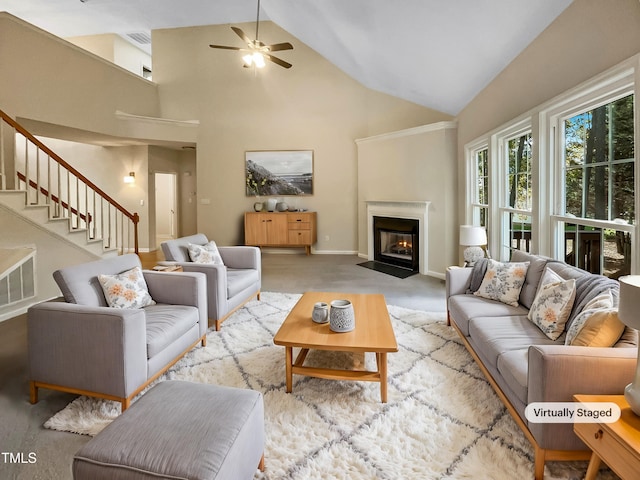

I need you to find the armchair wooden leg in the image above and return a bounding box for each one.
[215,319,222,331]
[257,291,261,301]
[29,381,38,404]
[258,454,265,472]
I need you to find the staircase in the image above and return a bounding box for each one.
[0,109,139,257]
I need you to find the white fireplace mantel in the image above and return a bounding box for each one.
[366,201,430,275]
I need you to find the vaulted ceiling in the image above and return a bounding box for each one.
[0,0,573,115]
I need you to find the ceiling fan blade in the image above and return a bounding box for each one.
[264,53,292,69]
[231,26,254,48]
[265,42,293,52]
[209,44,246,51]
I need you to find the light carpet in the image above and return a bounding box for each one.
[45,292,615,480]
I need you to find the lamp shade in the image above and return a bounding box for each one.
[619,276,640,330]
[618,275,640,416]
[459,225,487,246]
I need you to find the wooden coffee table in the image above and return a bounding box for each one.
[273,292,398,402]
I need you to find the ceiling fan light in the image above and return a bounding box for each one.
[242,53,253,66]
[253,52,265,68]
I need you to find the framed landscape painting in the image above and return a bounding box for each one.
[245,150,313,196]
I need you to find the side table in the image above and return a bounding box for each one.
[573,394,640,480]
[152,264,183,272]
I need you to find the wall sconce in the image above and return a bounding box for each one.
[123,172,135,184]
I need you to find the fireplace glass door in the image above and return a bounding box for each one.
[373,217,419,271]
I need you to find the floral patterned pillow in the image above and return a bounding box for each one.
[528,278,576,340]
[98,266,156,309]
[188,241,224,265]
[474,259,530,307]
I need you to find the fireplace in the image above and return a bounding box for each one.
[366,200,430,275]
[374,216,419,271]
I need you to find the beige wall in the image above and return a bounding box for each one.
[0,205,96,319]
[0,13,159,135]
[357,123,458,276]
[36,138,151,249]
[67,33,152,79]
[456,0,640,230]
[152,21,451,251]
[148,146,198,249]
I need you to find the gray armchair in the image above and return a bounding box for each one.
[28,254,207,410]
[161,234,261,330]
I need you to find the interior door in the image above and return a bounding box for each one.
[155,172,177,243]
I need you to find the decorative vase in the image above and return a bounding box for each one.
[329,300,355,332]
[311,302,329,323]
[253,201,263,212]
[266,198,277,212]
[276,201,289,212]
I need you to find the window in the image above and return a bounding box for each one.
[560,94,635,276]
[564,95,634,223]
[465,55,639,274]
[472,147,489,228]
[498,125,533,258]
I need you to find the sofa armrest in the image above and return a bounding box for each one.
[528,345,637,403]
[218,246,261,271]
[164,264,227,320]
[143,270,207,308]
[27,302,147,398]
[445,266,472,298]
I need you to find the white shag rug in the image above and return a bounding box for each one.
[45,292,616,480]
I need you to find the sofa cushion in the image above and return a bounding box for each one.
[497,349,529,405]
[98,266,156,309]
[469,316,558,369]
[161,234,209,263]
[227,268,260,298]
[511,251,549,309]
[474,259,530,307]
[145,304,200,358]
[448,295,529,336]
[53,254,142,307]
[527,278,576,340]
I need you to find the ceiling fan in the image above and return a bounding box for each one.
[209,0,293,69]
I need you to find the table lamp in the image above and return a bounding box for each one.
[459,225,487,266]
[619,275,640,415]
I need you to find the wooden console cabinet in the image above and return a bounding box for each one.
[244,211,317,255]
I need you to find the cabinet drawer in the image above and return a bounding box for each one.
[288,213,312,223]
[288,222,310,230]
[288,231,311,245]
[575,422,640,479]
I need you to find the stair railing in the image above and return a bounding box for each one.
[0,109,139,254]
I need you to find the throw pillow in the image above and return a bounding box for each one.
[537,266,564,289]
[565,290,624,347]
[527,278,576,340]
[98,266,156,309]
[188,241,224,265]
[565,309,625,347]
[474,259,530,307]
